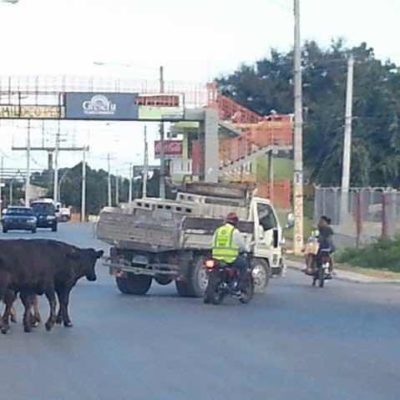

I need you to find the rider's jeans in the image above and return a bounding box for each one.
[231,255,248,288]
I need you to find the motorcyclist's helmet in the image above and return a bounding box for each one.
[226,212,239,227]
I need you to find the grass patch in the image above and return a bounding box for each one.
[337,237,400,273]
[256,157,293,180]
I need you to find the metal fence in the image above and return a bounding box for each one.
[314,187,400,248]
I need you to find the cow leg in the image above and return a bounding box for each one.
[10,306,17,323]
[0,272,11,329]
[45,289,57,332]
[1,291,17,334]
[57,286,73,328]
[31,296,41,327]
[55,288,63,324]
[20,292,34,333]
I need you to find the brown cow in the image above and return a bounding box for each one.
[0,239,103,334]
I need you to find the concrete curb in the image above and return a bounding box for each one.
[285,260,400,285]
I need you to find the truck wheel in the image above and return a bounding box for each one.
[175,256,207,298]
[189,256,208,298]
[251,258,270,294]
[116,273,152,295]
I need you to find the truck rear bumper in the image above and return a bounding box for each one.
[103,257,181,279]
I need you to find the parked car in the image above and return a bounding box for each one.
[1,206,37,233]
[31,201,58,232]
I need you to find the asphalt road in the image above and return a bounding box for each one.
[0,223,399,400]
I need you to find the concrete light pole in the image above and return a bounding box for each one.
[25,120,31,206]
[293,0,304,254]
[340,56,355,224]
[81,147,87,222]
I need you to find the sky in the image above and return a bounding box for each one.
[0,0,399,177]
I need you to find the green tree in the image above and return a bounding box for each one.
[217,41,400,187]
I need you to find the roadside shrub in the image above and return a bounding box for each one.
[337,237,400,273]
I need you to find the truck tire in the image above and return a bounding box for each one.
[175,256,207,298]
[116,273,152,295]
[251,258,270,294]
[188,256,208,298]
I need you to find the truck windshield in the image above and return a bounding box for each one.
[31,203,55,214]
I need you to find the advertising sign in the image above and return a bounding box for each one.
[139,107,184,121]
[65,92,139,120]
[138,93,184,120]
[0,105,61,119]
[154,140,183,159]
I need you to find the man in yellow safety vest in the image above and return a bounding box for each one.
[212,212,249,291]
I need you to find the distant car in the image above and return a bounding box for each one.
[59,207,71,222]
[31,201,58,232]
[2,207,37,233]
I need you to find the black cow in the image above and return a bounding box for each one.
[0,239,103,334]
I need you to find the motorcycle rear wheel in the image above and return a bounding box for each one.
[239,274,254,304]
[318,267,325,288]
[204,272,224,305]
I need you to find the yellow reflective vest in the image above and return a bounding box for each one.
[212,223,239,264]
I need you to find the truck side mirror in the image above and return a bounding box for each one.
[286,213,295,229]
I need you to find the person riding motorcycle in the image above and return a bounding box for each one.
[212,212,249,293]
[304,215,335,275]
[316,215,335,277]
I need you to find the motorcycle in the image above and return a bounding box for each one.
[313,249,333,288]
[203,253,254,305]
[304,230,333,288]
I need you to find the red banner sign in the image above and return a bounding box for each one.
[154,140,183,159]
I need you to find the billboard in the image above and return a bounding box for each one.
[0,105,61,119]
[138,93,184,121]
[65,92,139,120]
[154,140,183,159]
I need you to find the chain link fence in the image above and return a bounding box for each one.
[314,187,400,248]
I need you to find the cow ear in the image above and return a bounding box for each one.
[96,250,104,259]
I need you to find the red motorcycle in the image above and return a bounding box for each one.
[203,254,254,305]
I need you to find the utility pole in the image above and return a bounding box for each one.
[9,179,13,206]
[107,153,112,206]
[159,65,166,199]
[143,126,149,199]
[340,55,355,224]
[128,163,133,202]
[115,172,119,206]
[81,147,86,222]
[54,120,60,203]
[268,150,274,202]
[25,120,31,206]
[293,0,304,255]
